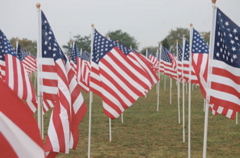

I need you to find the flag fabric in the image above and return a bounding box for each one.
[160,46,178,80]
[40,11,87,155]
[156,49,164,73]
[80,50,91,89]
[70,43,90,92]
[90,29,154,119]
[182,39,198,84]
[113,41,159,88]
[147,50,161,73]
[0,30,37,113]
[17,44,37,74]
[207,8,240,119]
[0,43,5,81]
[177,44,184,81]
[191,28,209,98]
[0,79,45,158]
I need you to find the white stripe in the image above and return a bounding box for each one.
[210,59,240,76]
[100,62,138,100]
[102,101,120,118]
[0,112,45,158]
[106,50,147,93]
[41,85,58,95]
[208,88,239,105]
[59,103,70,153]
[7,56,14,89]
[47,113,59,152]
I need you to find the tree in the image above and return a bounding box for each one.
[63,34,91,55]
[106,30,139,50]
[163,28,190,49]
[10,38,37,56]
[140,46,159,56]
[201,31,210,45]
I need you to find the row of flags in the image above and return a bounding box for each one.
[146,8,240,120]
[0,4,239,158]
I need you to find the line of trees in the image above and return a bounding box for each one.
[9,28,210,57]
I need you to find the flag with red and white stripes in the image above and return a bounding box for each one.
[207,8,240,119]
[112,41,159,88]
[70,43,90,92]
[0,30,37,113]
[191,28,209,98]
[0,79,45,158]
[182,39,198,84]
[160,46,178,80]
[147,50,161,73]
[40,11,87,155]
[177,44,184,82]
[17,44,37,74]
[90,29,153,119]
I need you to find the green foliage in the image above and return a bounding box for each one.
[63,34,91,55]
[107,30,139,50]
[140,46,159,56]
[10,38,37,56]
[163,28,190,49]
[201,31,210,44]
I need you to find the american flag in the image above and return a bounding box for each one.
[182,39,198,84]
[40,11,87,154]
[207,8,240,119]
[90,29,152,119]
[0,79,45,158]
[191,28,209,98]
[0,30,37,113]
[17,44,37,74]
[156,49,164,73]
[177,44,183,81]
[147,50,160,73]
[112,40,158,88]
[70,43,90,92]
[161,46,177,80]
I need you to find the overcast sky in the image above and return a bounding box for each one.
[0,0,240,50]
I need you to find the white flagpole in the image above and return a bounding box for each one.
[106,35,114,138]
[188,23,194,158]
[121,113,124,123]
[109,118,112,142]
[236,113,238,124]
[157,72,160,111]
[170,77,172,104]
[157,46,162,111]
[203,1,217,157]
[182,36,186,142]
[176,40,181,124]
[88,24,95,158]
[36,3,43,137]
[164,74,166,90]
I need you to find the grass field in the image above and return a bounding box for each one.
[49,75,240,158]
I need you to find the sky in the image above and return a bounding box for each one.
[0,0,240,51]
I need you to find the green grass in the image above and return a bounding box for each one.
[44,76,240,158]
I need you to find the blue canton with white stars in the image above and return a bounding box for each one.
[17,44,28,61]
[0,30,18,61]
[183,40,190,61]
[177,44,183,62]
[92,29,115,64]
[70,43,81,64]
[82,51,90,61]
[192,29,209,54]
[161,47,172,63]
[214,8,240,68]
[41,11,67,62]
[112,40,132,55]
